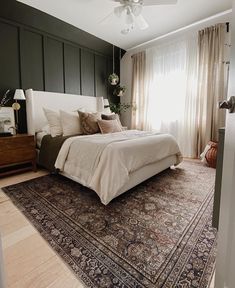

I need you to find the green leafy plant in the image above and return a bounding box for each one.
[113,85,127,97]
[108,73,119,85]
[109,102,132,115]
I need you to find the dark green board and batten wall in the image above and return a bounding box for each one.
[0,0,124,133]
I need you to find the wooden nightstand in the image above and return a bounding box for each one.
[0,134,36,177]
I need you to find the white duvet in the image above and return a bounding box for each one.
[55,130,182,205]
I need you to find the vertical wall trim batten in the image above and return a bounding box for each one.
[18,26,23,88]
[42,35,46,91]
[79,48,82,95]
[62,42,66,93]
[106,58,109,99]
[94,54,96,97]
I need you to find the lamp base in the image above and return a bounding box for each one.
[12,102,21,110]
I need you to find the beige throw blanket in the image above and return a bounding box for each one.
[55,130,182,204]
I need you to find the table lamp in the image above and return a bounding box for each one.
[12,89,26,132]
[104,99,110,108]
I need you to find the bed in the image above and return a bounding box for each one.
[26,89,182,205]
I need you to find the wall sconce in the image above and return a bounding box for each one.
[12,89,26,132]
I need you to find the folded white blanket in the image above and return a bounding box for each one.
[55,130,182,204]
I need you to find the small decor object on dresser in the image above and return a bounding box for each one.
[0,107,15,135]
[0,134,36,177]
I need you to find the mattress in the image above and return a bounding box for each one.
[36,131,48,149]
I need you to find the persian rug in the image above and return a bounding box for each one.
[3,160,217,288]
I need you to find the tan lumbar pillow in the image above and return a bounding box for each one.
[78,111,101,135]
[97,119,122,134]
[101,113,122,127]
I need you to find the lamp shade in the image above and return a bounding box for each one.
[104,99,109,107]
[96,97,104,112]
[14,89,25,100]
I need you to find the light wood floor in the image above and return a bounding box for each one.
[0,170,215,288]
[0,171,84,288]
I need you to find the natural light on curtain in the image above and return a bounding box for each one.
[145,34,199,157]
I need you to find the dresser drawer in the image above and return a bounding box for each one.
[0,134,36,175]
[0,136,35,150]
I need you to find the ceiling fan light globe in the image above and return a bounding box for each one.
[121,28,129,35]
[114,6,125,17]
[132,5,142,16]
[126,10,135,25]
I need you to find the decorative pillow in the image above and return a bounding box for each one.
[43,108,62,137]
[60,110,82,136]
[101,113,122,127]
[97,119,122,134]
[78,111,101,135]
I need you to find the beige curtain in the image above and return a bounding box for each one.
[131,51,146,130]
[197,23,227,155]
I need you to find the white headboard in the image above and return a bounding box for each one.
[26,89,105,135]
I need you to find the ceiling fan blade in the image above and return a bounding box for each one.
[111,0,126,3]
[134,14,149,30]
[98,11,114,25]
[143,0,178,6]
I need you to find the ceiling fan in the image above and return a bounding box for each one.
[109,0,178,34]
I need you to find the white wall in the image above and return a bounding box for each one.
[120,11,232,128]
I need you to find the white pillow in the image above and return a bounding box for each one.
[43,108,62,137]
[60,110,83,136]
[41,124,50,134]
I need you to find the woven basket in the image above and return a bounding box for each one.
[205,141,218,168]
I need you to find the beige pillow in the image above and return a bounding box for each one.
[98,119,122,134]
[60,110,82,136]
[43,108,62,137]
[101,113,122,127]
[78,111,101,135]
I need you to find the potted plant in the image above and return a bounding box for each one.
[113,85,126,97]
[109,102,132,115]
[108,73,119,85]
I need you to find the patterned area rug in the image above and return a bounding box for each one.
[3,160,217,288]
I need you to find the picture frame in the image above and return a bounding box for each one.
[0,107,15,134]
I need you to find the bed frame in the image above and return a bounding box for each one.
[25,89,177,203]
[26,89,101,135]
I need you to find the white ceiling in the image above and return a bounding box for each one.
[17,0,233,50]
